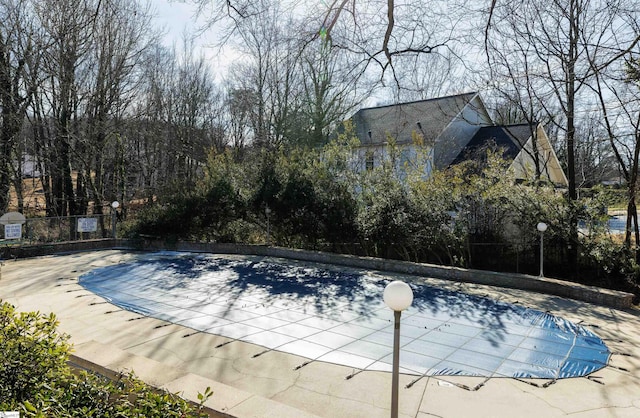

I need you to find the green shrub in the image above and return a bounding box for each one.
[119,137,640,300]
[0,302,70,407]
[125,176,245,243]
[0,301,212,417]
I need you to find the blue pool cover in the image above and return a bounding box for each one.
[79,252,610,379]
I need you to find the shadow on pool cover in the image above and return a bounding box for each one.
[79,251,610,379]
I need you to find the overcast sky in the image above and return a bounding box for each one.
[153,0,233,78]
[153,0,198,45]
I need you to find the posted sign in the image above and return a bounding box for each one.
[78,218,98,232]
[4,223,22,240]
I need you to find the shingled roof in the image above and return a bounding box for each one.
[351,92,477,146]
[451,123,534,165]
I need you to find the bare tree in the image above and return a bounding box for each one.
[34,0,95,216]
[228,1,276,147]
[590,49,640,249]
[170,42,221,185]
[81,0,156,218]
[125,38,223,200]
[483,27,553,180]
[573,116,617,188]
[127,43,176,203]
[224,86,253,155]
[296,0,457,83]
[1,0,228,217]
[298,35,371,148]
[27,0,158,219]
[191,0,460,91]
[203,0,375,151]
[388,50,464,102]
[219,0,306,149]
[0,0,39,212]
[485,0,640,201]
[483,0,640,275]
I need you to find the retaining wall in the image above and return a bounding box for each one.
[1,239,634,309]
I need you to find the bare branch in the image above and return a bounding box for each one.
[382,0,394,65]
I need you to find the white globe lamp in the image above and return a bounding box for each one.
[537,222,547,233]
[383,280,413,418]
[537,222,547,277]
[111,201,120,238]
[384,281,414,312]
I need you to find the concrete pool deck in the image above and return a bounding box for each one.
[1,249,639,417]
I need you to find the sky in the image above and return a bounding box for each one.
[152,0,234,79]
[148,0,464,105]
[153,0,200,46]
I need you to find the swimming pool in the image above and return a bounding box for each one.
[79,251,610,379]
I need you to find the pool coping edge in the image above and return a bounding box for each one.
[1,239,634,309]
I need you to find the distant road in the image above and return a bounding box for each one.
[608,214,628,234]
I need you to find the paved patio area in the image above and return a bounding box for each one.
[1,250,639,417]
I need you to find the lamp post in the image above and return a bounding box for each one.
[537,222,547,277]
[383,280,414,418]
[111,201,120,239]
[265,206,271,246]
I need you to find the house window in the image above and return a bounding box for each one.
[365,151,374,171]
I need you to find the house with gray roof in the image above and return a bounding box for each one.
[349,92,568,186]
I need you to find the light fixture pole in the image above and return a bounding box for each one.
[265,206,271,246]
[383,280,414,418]
[111,201,120,239]
[537,222,547,277]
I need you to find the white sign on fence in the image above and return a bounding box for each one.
[77,217,98,232]
[4,224,21,240]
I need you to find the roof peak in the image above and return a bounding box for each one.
[491,122,538,128]
[359,92,478,112]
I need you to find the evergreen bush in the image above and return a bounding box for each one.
[0,301,212,417]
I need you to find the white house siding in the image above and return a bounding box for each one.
[510,124,569,186]
[354,143,434,179]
